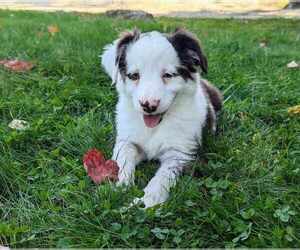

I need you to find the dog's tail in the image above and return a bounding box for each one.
[201,79,223,113]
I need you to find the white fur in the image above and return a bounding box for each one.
[101,31,209,208]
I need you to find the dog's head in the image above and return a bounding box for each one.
[102,28,207,128]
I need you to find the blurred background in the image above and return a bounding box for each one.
[0,0,292,14]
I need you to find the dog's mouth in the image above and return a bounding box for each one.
[143,113,164,128]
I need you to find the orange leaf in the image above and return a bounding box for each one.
[0,59,34,72]
[47,25,60,35]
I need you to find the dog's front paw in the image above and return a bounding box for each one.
[142,191,169,208]
[116,171,134,187]
[140,181,169,208]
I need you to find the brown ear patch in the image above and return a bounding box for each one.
[168,28,208,80]
[201,79,223,113]
[116,29,140,79]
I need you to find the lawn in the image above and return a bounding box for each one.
[0,10,299,248]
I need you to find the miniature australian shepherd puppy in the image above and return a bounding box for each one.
[101,28,222,208]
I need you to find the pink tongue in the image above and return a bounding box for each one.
[143,114,161,128]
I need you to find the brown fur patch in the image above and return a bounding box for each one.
[168,28,208,79]
[132,142,144,155]
[206,104,216,133]
[201,79,223,113]
[116,29,140,80]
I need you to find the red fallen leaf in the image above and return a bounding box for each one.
[0,59,34,72]
[83,149,119,184]
[83,149,105,171]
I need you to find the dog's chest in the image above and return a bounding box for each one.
[117,111,201,160]
[116,89,207,160]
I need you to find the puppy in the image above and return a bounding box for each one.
[101,28,222,208]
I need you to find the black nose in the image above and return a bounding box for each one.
[140,101,158,113]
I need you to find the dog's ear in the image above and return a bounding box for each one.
[101,28,140,83]
[168,28,207,77]
[115,29,140,81]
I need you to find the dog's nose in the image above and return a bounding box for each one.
[139,99,160,113]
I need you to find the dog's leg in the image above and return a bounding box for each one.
[138,150,191,208]
[113,140,144,186]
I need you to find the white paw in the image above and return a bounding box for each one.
[127,184,169,209]
[0,247,10,250]
[140,181,169,208]
[116,171,134,187]
[142,189,169,208]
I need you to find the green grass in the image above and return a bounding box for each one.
[0,10,299,248]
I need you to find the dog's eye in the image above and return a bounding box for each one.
[162,73,173,79]
[127,72,140,81]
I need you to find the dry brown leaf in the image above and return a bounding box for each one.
[288,105,300,115]
[47,25,60,35]
[287,60,299,68]
[0,59,34,72]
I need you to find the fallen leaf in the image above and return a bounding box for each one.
[8,119,29,131]
[259,38,268,48]
[287,60,299,68]
[0,59,34,72]
[259,42,267,48]
[288,105,300,115]
[83,149,119,184]
[47,25,59,35]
